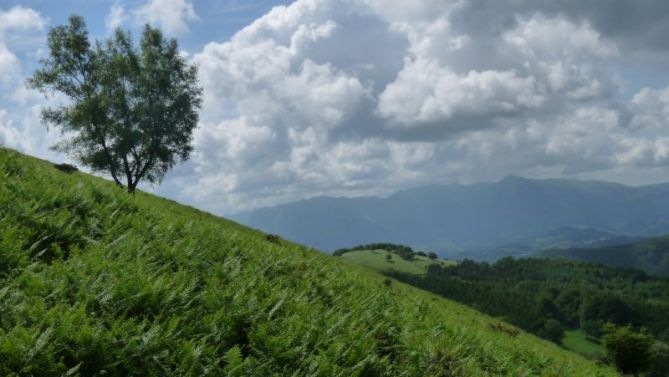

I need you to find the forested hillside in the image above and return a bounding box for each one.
[388,258,669,374]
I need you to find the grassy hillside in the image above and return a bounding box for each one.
[0,148,616,376]
[340,249,455,275]
[538,235,669,277]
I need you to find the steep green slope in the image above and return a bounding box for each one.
[0,148,616,376]
[538,235,669,277]
[340,249,455,275]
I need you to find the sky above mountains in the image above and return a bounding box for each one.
[2,0,669,214]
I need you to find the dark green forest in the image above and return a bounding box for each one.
[389,258,669,344]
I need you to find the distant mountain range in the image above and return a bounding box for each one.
[538,235,669,277]
[460,226,646,261]
[233,176,669,259]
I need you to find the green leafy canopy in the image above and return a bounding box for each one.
[29,15,202,193]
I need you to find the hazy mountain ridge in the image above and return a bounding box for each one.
[234,176,669,257]
[458,226,647,261]
[538,235,669,277]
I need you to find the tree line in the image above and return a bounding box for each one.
[334,243,438,260]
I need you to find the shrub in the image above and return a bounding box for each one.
[648,341,669,377]
[265,234,281,244]
[603,324,653,375]
[53,163,78,173]
[541,319,564,343]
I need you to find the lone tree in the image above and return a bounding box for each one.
[30,16,201,193]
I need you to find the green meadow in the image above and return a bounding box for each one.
[340,249,455,275]
[562,330,605,359]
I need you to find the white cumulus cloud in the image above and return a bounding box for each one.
[160,0,669,214]
[0,42,20,88]
[0,5,46,36]
[106,3,127,31]
[135,0,198,35]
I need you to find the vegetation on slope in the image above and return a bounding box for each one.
[0,148,615,376]
[538,235,669,277]
[387,258,669,372]
[338,249,454,275]
[389,258,669,341]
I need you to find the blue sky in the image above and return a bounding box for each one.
[2,0,288,37]
[1,0,291,65]
[3,1,669,215]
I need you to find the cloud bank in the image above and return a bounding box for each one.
[4,0,669,215]
[169,0,669,213]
